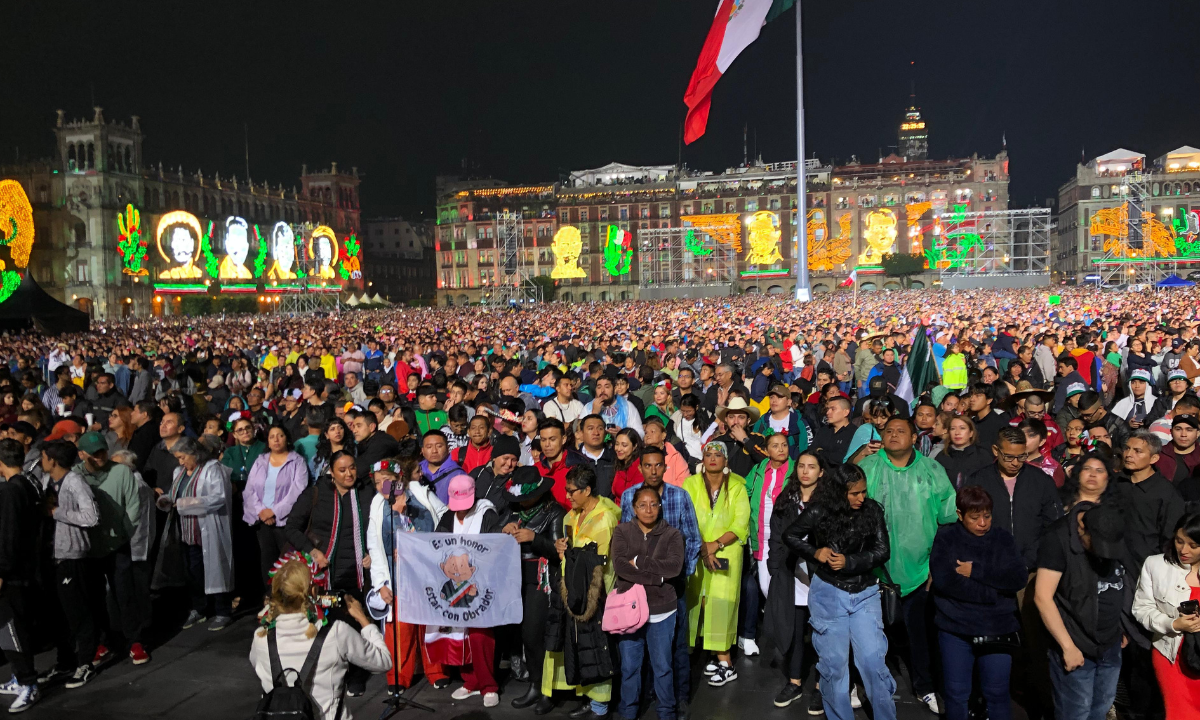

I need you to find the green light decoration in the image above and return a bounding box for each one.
[684,229,712,257]
[199,221,219,277]
[924,232,983,270]
[252,224,268,278]
[0,270,19,305]
[949,203,968,224]
[116,205,149,276]
[604,225,633,276]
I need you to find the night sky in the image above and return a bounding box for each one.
[4,1,1199,219]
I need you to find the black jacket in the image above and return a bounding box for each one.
[965,464,1063,573]
[762,498,808,654]
[353,431,400,482]
[141,439,180,491]
[712,431,767,478]
[972,410,1012,450]
[472,464,541,515]
[434,505,503,534]
[1115,472,1185,571]
[284,478,376,589]
[813,423,855,468]
[929,523,1028,637]
[0,473,42,584]
[577,447,617,500]
[498,496,566,584]
[935,444,994,489]
[544,545,612,687]
[782,499,890,594]
[128,422,160,474]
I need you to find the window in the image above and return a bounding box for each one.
[619,206,629,220]
[441,251,453,266]
[769,198,781,210]
[580,209,589,222]
[1091,186,1101,199]
[659,205,670,218]
[955,188,972,203]
[745,200,758,211]
[75,260,90,283]
[859,195,876,208]
[640,206,650,219]
[725,201,736,212]
[599,208,609,220]
[884,195,897,207]
[73,222,87,248]
[476,226,486,239]
[681,204,692,215]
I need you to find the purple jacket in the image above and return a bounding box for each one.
[421,457,463,504]
[242,452,310,526]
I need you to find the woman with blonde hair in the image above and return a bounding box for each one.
[250,557,392,720]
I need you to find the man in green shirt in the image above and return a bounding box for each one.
[414,385,448,436]
[857,416,956,714]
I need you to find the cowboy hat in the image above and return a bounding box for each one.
[716,397,761,424]
[1006,381,1054,409]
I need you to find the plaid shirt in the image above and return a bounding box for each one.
[620,481,701,577]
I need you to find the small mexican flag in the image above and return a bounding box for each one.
[683,0,795,144]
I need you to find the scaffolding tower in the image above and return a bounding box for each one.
[280,223,340,314]
[637,227,737,289]
[483,211,543,306]
[934,208,1052,279]
[1092,172,1170,287]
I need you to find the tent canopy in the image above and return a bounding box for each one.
[1157,274,1195,288]
[0,274,90,334]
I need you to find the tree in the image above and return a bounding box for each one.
[530,275,557,302]
[880,253,927,288]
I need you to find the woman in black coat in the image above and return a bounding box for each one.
[935,415,994,488]
[761,450,823,710]
[929,486,1028,720]
[499,476,566,711]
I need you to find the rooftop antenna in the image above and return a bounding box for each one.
[244,123,251,183]
[743,123,748,167]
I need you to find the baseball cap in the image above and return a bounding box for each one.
[1169,369,1188,382]
[447,474,476,511]
[1130,369,1151,383]
[767,384,791,399]
[286,389,302,401]
[1172,414,1200,430]
[1065,382,1088,399]
[44,419,83,442]
[1172,338,1185,350]
[77,431,108,456]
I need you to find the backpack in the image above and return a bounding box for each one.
[253,622,343,720]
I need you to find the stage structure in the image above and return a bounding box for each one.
[928,207,1052,284]
[1088,172,1200,286]
[637,223,737,298]
[483,210,542,306]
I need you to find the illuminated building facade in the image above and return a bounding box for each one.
[434,150,1010,303]
[1053,146,1200,283]
[0,107,362,319]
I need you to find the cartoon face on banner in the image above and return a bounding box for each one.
[218,216,252,279]
[439,550,479,608]
[744,211,783,265]
[310,225,337,279]
[156,211,204,279]
[268,221,297,280]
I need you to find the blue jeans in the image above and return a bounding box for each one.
[938,631,1012,720]
[1047,641,1122,720]
[673,594,690,710]
[617,617,676,720]
[808,575,896,720]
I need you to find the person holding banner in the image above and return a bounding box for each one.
[431,473,503,707]
[499,472,566,711]
[543,465,621,719]
[366,459,449,696]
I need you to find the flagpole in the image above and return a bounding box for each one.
[793,0,811,303]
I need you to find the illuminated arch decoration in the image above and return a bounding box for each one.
[0,180,34,303]
[604,225,633,276]
[252,224,269,278]
[266,222,297,280]
[745,211,783,265]
[859,209,897,264]
[550,226,586,278]
[309,225,338,279]
[808,209,851,272]
[684,229,712,257]
[156,210,205,279]
[339,232,362,280]
[218,216,253,280]
[682,214,742,252]
[116,205,148,276]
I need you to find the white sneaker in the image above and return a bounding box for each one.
[7,684,38,714]
[741,637,760,656]
[920,693,942,714]
[703,660,720,675]
[483,692,500,708]
[849,686,861,709]
[0,677,19,697]
[451,687,480,701]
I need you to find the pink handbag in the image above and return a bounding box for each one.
[602,583,649,634]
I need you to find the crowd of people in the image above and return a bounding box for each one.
[0,287,1195,720]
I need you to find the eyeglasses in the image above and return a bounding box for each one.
[997,451,1025,463]
[634,502,661,511]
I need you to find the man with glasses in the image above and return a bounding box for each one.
[619,447,701,720]
[1077,391,1129,450]
[376,383,398,414]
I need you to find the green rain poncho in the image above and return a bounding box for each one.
[859,451,956,595]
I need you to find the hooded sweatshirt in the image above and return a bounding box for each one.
[1111,378,1157,424]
